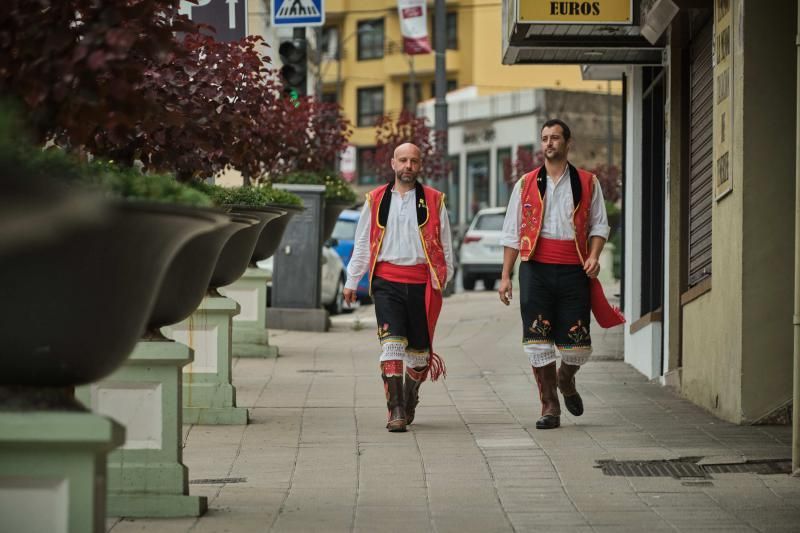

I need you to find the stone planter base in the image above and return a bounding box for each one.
[0,411,124,533]
[76,340,208,518]
[164,294,248,425]
[219,267,279,358]
[107,492,206,518]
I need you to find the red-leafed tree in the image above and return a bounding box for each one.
[90,33,351,182]
[504,146,544,182]
[0,0,198,147]
[590,163,622,204]
[91,34,281,181]
[371,110,448,183]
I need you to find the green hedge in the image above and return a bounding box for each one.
[0,106,211,206]
[192,182,302,208]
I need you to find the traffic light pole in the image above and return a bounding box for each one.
[294,27,306,96]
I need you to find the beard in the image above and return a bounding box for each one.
[544,148,565,161]
[396,172,417,183]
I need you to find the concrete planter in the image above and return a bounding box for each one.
[219,267,276,357]
[76,340,207,518]
[164,295,247,425]
[0,200,219,532]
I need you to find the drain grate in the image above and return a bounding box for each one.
[189,477,247,484]
[598,457,793,479]
[297,369,333,373]
[597,458,708,479]
[702,459,792,475]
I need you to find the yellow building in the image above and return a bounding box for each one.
[321,0,621,188]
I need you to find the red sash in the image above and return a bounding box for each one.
[374,262,446,381]
[533,238,625,329]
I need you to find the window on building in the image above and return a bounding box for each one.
[357,19,384,60]
[402,82,422,112]
[321,92,337,104]
[496,148,513,207]
[446,12,458,50]
[429,79,457,98]
[466,151,490,221]
[357,146,379,185]
[686,19,714,289]
[357,86,384,127]
[641,66,666,316]
[431,12,458,50]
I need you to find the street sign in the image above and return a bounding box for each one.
[179,0,248,42]
[273,0,325,27]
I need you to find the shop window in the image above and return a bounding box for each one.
[641,66,666,316]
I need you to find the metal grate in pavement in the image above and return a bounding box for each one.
[597,457,793,478]
[189,477,247,484]
[597,458,708,478]
[702,459,792,475]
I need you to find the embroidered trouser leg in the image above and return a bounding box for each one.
[520,261,592,420]
[520,261,593,363]
[373,276,429,431]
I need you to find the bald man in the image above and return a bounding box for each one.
[344,143,454,432]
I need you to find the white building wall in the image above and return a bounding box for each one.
[623,66,662,380]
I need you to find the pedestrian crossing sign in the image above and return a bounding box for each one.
[273,0,325,27]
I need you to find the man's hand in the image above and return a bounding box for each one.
[583,256,600,279]
[343,288,357,305]
[498,277,513,306]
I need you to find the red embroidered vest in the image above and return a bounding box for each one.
[367,182,448,293]
[518,165,595,262]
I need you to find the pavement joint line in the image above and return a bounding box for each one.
[351,343,361,533]
[266,352,317,533]
[444,342,516,531]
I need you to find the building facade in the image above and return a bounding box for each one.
[321,0,622,193]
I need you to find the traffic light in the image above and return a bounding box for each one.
[279,38,307,98]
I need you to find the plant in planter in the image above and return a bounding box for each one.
[1,0,199,149]
[0,110,221,395]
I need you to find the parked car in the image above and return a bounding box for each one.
[458,207,508,291]
[329,208,370,301]
[257,244,350,315]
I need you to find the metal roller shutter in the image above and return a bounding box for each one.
[687,20,714,287]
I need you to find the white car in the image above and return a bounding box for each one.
[257,245,349,315]
[458,207,508,291]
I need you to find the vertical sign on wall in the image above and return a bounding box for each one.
[713,0,734,200]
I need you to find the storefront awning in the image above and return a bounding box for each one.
[503,0,664,65]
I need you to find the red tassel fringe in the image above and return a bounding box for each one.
[427,351,446,382]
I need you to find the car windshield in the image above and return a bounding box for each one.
[474,213,505,231]
[332,219,357,241]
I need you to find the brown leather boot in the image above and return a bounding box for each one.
[532,362,561,429]
[557,363,584,416]
[404,365,427,425]
[381,361,406,432]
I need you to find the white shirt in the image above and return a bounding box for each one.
[346,187,455,290]
[500,165,611,249]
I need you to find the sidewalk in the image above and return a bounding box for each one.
[108,291,798,533]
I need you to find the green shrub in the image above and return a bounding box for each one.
[0,102,212,206]
[273,170,356,204]
[86,162,212,207]
[192,182,302,208]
